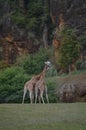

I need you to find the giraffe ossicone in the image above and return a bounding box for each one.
[45,61,51,66]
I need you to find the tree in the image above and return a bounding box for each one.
[58,27,80,73]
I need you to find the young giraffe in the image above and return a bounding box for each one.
[35,61,51,104]
[22,74,41,104]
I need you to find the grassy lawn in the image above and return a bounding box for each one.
[0,103,86,130]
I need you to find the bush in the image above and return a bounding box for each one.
[0,65,58,103]
[11,10,26,27]
[19,48,52,74]
[0,60,9,70]
[46,80,58,103]
[46,65,57,77]
[0,66,31,103]
[57,26,80,72]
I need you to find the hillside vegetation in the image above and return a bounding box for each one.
[0,0,86,103]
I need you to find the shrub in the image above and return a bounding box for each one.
[57,27,80,72]
[0,60,9,70]
[11,11,26,27]
[19,48,52,74]
[46,80,58,103]
[46,65,57,77]
[0,66,31,103]
[0,65,58,103]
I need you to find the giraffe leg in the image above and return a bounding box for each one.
[40,91,45,104]
[45,86,49,103]
[32,92,34,103]
[38,95,41,103]
[37,89,41,103]
[29,90,33,104]
[35,87,38,104]
[22,86,27,104]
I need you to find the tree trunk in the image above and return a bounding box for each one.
[3,43,9,63]
[19,0,25,8]
[43,25,48,49]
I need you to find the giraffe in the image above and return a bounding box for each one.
[22,74,41,104]
[35,61,51,104]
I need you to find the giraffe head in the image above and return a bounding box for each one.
[45,61,51,71]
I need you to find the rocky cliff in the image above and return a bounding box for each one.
[0,0,47,63]
[50,0,86,72]
[50,0,86,32]
[0,0,86,64]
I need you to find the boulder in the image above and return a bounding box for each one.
[57,74,86,102]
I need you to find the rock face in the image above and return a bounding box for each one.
[57,74,86,102]
[0,0,86,64]
[50,0,86,33]
[0,1,41,63]
[50,0,86,72]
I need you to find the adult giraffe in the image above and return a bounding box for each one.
[35,61,51,104]
[22,74,41,104]
[22,61,51,104]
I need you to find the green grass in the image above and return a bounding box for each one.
[0,103,86,130]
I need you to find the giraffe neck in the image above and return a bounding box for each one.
[40,65,47,79]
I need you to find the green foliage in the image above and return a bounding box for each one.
[11,12,26,27]
[19,48,52,74]
[0,65,58,103]
[1,0,52,42]
[0,46,57,103]
[47,81,58,103]
[26,0,44,33]
[58,27,80,69]
[0,67,24,84]
[26,0,50,35]
[28,0,43,17]
[46,65,57,77]
[10,0,44,30]
[0,63,85,103]
[27,17,38,29]
[78,32,86,49]
[0,60,9,70]
[0,66,30,103]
